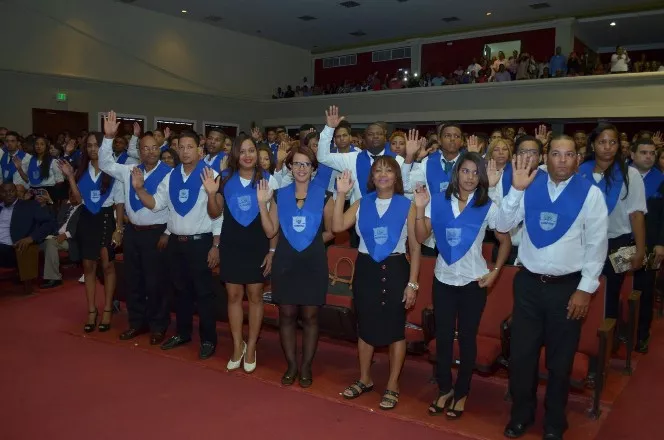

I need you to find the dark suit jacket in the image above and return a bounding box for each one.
[645,181,664,249]
[3,199,57,244]
[56,203,81,262]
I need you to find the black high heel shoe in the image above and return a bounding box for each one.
[428,390,454,416]
[84,309,98,333]
[98,309,113,332]
[446,396,467,420]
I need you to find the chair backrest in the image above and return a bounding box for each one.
[326,245,358,279]
[577,275,607,357]
[618,271,635,320]
[334,230,351,247]
[477,265,518,339]
[406,255,436,326]
[482,242,495,263]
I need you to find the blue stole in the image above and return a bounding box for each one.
[204,153,226,171]
[311,163,334,191]
[524,172,591,249]
[160,144,169,153]
[358,193,411,263]
[355,148,397,196]
[78,168,114,215]
[431,193,491,265]
[1,150,25,182]
[129,161,171,212]
[640,167,664,200]
[223,170,270,227]
[426,151,451,194]
[168,161,206,217]
[579,160,623,214]
[28,156,45,185]
[331,144,358,153]
[501,163,513,197]
[116,152,129,164]
[277,183,325,252]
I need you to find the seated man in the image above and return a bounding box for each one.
[39,189,82,288]
[0,183,56,279]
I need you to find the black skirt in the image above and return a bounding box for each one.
[271,223,328,306]
[219,199,269,285]
[76,205,116,261]
[352,253,410,346]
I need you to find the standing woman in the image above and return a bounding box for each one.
[206,135,278,373]
[16,136,64,202]
[579,123,647,320]
[256,145,328,387]
[58,132,124,332]
[413,152,511,418]
[333,157,420,410]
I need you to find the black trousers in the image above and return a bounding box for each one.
[168,233,217,345]
[634,268,656,342]
[509,270,582,435]
[433,278,487,398]
[421,244,439,257]
[602,234,633,319]
[0,243,17,268]
[123,225,169,333]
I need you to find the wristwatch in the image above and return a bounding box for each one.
[407,282,419,291]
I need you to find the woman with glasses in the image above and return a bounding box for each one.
[256,145,328,388]
[414,152,511,419]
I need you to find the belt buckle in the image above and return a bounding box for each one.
[177,235,188,242]
[540,274,549,284]
[193,235,201,240]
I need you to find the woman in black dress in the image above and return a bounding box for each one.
[256,145,328,387]
[58,132,123,333]
[332,157,421,410]
[207,134,278,373]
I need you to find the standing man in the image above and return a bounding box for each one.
[496,135,608,440]
[132,129,221,360]
[98,111,172,345]
[0,132,29,184]
[203,129,227,171]
[630,138,664,353]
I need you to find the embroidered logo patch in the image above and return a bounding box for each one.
[3,170,9,179]
[90,190,101,203]
[440,182,449,192]
[373,226,388,245]
[445,228,462,247]
[178,189,189,203]
[292,216,306,232]
[32,171,40,180]
[237,195,252,212]
[539,212,558,231]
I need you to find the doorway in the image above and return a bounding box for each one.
[32,108,89,141]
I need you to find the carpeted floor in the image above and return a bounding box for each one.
[0,280,662,440]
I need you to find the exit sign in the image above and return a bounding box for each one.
[56,92,68,102]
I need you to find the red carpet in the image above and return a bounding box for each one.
[1,280,662,440]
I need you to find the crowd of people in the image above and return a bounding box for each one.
[274,46,664,98]
[1,106,664,440]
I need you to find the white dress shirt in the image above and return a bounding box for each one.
[0,200,17,245]
[355,197,408,255]
[113,150,140,166]
[152,165,222,236]
[80,163,123,208]
[5,152,33,189]
[592,166,647,239]
[59,204,81,238]
[495,175,608,293]
[317,126,412,204]
[17,155,63,189]
[98,137,170,226]
[425,192,498,286]
[488,170,524,248]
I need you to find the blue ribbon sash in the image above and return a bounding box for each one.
[579,161,623,214]
[130,161,171,212]
[223,170,270,226]
[277,183,325,252]
[358,193,411,263]
[426,151,451,194]
[168,161,206,217]
[78,167,114,215]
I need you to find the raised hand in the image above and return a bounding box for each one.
[413,183,430,208]
[220,155,229,171]
[256,179,273,204]
[487,159,501,188]
[466,135,481,153]
[57,159,74,178]
[335,169,354,194]
[277,142,289,164]
[200,167,219,195]
[103,110,120,139]
[11,155,22,168]
[325,105,346,128]
[133,122,141,137]
[251,127,263,142]
[653,131,663,148]
[130,167,145,190]
[164,127,171,141]
[535,124,549,145]
[405,129,421,160]
[510,154,537,191]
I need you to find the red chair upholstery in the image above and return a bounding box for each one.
[482,242,494,263]
[617,272,640,374]
[333,230,351,247]
[405,255,435,354]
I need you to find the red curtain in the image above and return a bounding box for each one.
[421,28,555,76]
[314,52,410,87]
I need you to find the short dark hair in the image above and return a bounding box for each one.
[445,152,490,206]
[285,145,318,172]
[299,124,315,132]
[631,138,656,153]
[438,122,462,138]
[515,135,543,154]
[178,130,200,146]
[5,131,19,139]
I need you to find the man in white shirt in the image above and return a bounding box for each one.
[496,136,608,440]
[0,132,29,185]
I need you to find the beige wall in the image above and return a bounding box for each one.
[0,0,310,99]
[260,72,664,127]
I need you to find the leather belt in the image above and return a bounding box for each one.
[129,223,166,231]
[523,268,581,284]
[173,233,211,242]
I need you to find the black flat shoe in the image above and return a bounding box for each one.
[298,376,312,388]
[504,421,533,439]
[119,327,148,341]
[543,433,563,440]
[161,335,192,350]
[39,280,62,289]
[635,339,649,354]
[150,332,166,345]
[281,370,298,386]
[98,309,113,332]
[83,309,98,333]
[199,342,216,360]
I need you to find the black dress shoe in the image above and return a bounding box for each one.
[635,339,649,354]
[160,335,192,350]
[150,332,166,345]
[504,421,533,439]
[119,328,148,341]
[543,433,563,440]
[199,342,216,360]
[39,280,63,289]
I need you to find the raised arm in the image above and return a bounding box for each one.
[98,111,127,180]
[131,167,156,210]
[332,170,359,233]
[413,184,432,243]
[317,106,354,172]
[127,123,141,159]
[57,159,82,205]
[404,204,421,309]
[495,156,535,232]
[201,167,223,218]
[257,179,279,238]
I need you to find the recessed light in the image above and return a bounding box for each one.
[486,12,492,16]
[610,21,616,26]
[181,10,188,14]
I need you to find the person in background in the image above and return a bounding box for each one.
[203,129,227,172]
[160,148,179,168]
[610,46,630,73]
[389,131,407,156]
[549,46,567,77]
[1,131,28,184]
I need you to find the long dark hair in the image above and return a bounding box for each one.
[257,144,276,174]
[75,132,112,194]
[587,123,629,199]
[222,134,263,188]
[365,156,404,195]
[445,152,490,206]
[34,136,53,180]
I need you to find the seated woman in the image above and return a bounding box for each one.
[414,152,511,419]
[332,157,420,410]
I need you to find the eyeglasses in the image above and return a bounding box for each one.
[292,161,312,169]
[459,168,479,176]
[140,145,161,152]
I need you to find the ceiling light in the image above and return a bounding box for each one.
[413,73,418,77]
[486,12,492,16]
[610,21,616,26]
[181,10,187,14]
